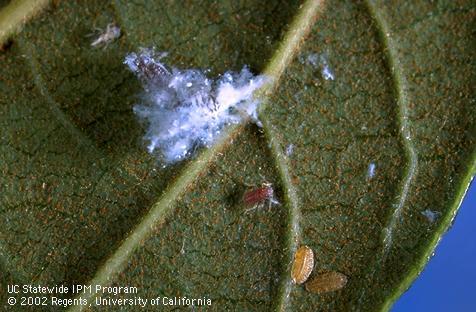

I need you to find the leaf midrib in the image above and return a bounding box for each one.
[0,0,50,46]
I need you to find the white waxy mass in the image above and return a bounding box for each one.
[125,48,267,165]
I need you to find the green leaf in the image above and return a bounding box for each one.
[0,0,474,311]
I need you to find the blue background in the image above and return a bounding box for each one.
[393,180,475,311]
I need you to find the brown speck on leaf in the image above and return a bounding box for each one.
[291,245,314,284]
[305,271,348,294]
[0,39,13,52]
[51,0,61,9]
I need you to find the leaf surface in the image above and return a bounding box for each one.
[0,1,474,311]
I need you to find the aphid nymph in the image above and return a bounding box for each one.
[243,182,279,212]
[124,49,171,88]
[90,23,121,49]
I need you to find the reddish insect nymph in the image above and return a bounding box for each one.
[243,183,279,212]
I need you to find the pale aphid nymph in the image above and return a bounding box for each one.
[91,23,121,49]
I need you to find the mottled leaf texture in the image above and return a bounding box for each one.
[0,1,474,311]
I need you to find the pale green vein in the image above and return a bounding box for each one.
[370,5,476,310]
[262,119,302,312]
[260,1,327,310]
[364,0,418,257]
[355,1,419,308]
[383,156,476,312]
[0,0,50,46]
[359,2,476,311]
[68,1,323,311]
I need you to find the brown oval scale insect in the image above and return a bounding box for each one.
[291,245,314,284]
[305,271,348,294]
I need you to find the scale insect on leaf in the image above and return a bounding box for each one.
[291,245,314,284]
[305,271,348,294]
[243,182,279,212]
